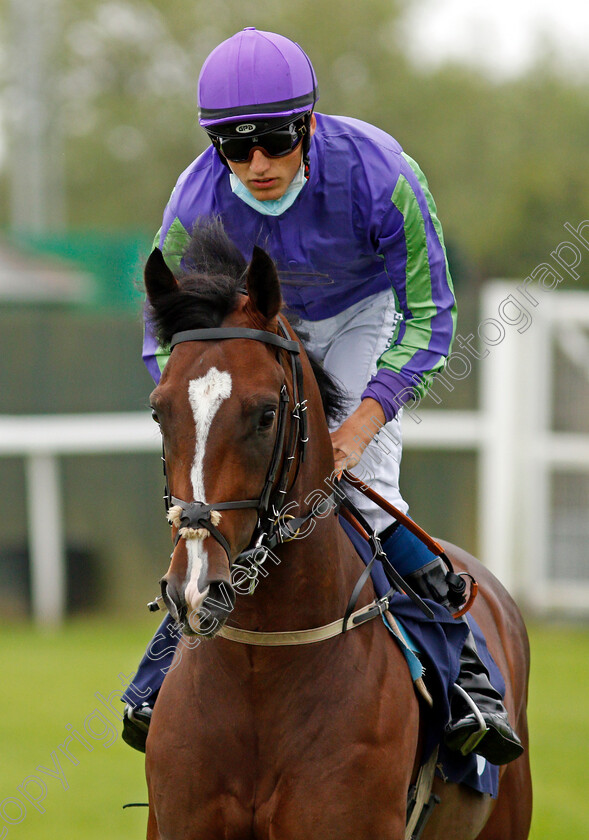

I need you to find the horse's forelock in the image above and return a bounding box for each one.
[147,219,248,346]
[147,220,349,425]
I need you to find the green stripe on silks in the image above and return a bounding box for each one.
[152,218,191,374]
[159,217,191,272]
[402,153,457,362]
[381,174,438,397]
[377,160,457,399]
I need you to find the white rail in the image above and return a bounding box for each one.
[0,413,161,626]
[3,282,589,624]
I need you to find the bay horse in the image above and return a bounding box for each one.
[142,222,532,840]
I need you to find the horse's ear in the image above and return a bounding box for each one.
[245,246,282,321]
[144,248,179,303]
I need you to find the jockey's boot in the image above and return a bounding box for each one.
[381,525,524,766]
[404,558,523,765]
[122,702,153,753]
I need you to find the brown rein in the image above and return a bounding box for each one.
[341,471,478,620]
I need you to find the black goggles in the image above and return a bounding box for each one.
[207,117,307,163]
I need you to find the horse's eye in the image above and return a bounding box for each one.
[259,408,277,429]
[151,409,160,424]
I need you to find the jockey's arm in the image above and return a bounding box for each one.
[331,397,385,472]
[142,218,191,384]
[330,154,456,469]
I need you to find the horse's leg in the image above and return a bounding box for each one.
[255,757,413,840]
[249,631,420,840]
[474,754,533,839]
[422,779,493,840]
[146,806,159,840]
[145,649,256,840]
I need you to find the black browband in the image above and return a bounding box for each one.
[170,327,300,355]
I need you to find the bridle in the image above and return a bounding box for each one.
[153,313,454,633]
[161,315,314,567]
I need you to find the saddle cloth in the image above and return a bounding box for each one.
[340,517,501,798]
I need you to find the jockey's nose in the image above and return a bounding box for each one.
[249,148,270,171]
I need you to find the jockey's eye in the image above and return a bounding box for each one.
[259,407,277,430]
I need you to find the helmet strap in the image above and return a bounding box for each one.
[302,112,312,180]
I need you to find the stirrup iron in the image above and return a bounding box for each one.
[451,684,489,755]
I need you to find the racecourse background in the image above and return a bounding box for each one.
[0,617,587,839]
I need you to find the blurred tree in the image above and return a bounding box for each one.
[1,0,407,234]
[0,0,589,287]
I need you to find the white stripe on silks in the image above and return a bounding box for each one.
[183,368,232,610]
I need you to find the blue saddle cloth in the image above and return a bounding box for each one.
[340,517,501,798]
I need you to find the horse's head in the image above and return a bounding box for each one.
[144,234,306,636]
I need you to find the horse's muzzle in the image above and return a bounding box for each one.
[192,580,236,636]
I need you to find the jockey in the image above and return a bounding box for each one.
[124,27,523,766]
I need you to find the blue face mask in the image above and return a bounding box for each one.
[229,164,306,216]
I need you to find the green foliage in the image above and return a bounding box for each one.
[2,0,589,284]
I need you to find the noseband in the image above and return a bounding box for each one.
[162,316,310,565]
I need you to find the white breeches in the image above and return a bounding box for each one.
[299,289,408,534]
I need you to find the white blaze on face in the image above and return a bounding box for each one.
[183,367,232,611]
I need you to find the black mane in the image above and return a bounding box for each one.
[148,219,348,423]
[148,218,246,344]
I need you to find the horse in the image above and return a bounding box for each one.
[141,221,532,840]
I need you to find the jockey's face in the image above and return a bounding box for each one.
[227,114,316,202]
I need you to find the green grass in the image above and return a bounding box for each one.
[0,616,153,840]
[0,616,587,838]
[527,622,589,839]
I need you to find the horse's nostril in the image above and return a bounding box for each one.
[204,580,236,617]
[185,580,235,637]
[160,576,184,623]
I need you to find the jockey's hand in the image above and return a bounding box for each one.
[331,398,386,475]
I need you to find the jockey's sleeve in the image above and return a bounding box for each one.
[142,217,191,384]
[361,153,457,422]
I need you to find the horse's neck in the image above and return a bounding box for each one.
[232,516,360,632]
[229,339,370,631]
[230,453,368,633]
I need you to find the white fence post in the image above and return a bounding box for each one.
[25,452,65,627]
[0,412,160,626]
[478,282,522,593]
[519,296,552,611]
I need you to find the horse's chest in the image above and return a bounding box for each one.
[150,687,415,838]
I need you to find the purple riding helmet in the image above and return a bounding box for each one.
[198,27,319,174]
